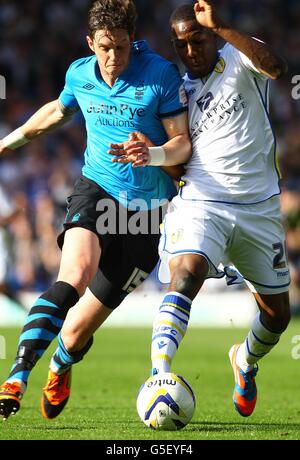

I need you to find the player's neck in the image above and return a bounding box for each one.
[189,51,221,80]
[101,72,118,88]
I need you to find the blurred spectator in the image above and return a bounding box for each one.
[0,182,27,308]
[0,1,299,312]
[281,189,300,312]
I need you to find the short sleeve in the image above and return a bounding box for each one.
[59,62,80,113]
[236,39,268,80]
[158,64,188,119]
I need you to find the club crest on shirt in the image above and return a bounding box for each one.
[214,57,226,74]
[135,81,146,101]
[171,228,184,244]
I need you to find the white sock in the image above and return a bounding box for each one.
[49,351,70,375]
[236,312,282,373]
[151,291,192,374]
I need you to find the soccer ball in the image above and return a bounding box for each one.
[136,372,196,431]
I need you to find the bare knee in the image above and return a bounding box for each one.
[58,265,95,297]
[256,292,291,332]
[169,255,208,299]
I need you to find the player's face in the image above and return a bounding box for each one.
[87,29,132,81]
[172,20,218,77]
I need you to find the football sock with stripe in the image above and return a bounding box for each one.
[6,281,79,386]
[50,334,94,374]
[151,291,192,374]
[236,312,282,373]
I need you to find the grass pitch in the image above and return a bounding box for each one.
[0,321,300,440]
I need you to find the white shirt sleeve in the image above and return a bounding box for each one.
[237,38,268,79]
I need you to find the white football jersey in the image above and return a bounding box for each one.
[181,43,281,204]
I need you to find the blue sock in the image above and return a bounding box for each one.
[50,333,94,374]
[7,282,79,385]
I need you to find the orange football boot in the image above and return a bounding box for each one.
[0,381,25,420]
[41,368,72,419]
[229,344,258,417]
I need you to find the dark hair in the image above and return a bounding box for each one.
[88,0,137,38]
[169,4,196,27]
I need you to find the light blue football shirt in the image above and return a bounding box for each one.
[59,40,187,210]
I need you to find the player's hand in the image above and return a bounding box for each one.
[129,132,155,148]
[194,0,222,30]
[108,132,153,167]
[0,140,12,155]
[109,141,150,167]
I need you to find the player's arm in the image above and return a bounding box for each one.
[161,164,185,182]
[109,112,191,168]
[194,0,288,80]
[154,112,188,179]
[122,132,185,181]
[0,99,74,155]
[160,112,191,166]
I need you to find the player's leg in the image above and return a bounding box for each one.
[236,291,290,370]
[151,253,209,375]
[151,198,229,375]
[0,227,100,420]
[40,207,168,419]
[0,176,111,419]
[230,292,290,417]
[228,196,291,417]
[41,288,113,419]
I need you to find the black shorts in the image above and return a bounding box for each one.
[57,176,167,309]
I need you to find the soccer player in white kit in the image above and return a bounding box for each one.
[123,0,290,418]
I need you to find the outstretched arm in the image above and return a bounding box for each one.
[0,99,74,155]
[194,0,287,80]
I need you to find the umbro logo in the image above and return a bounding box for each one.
[83,83,95,90]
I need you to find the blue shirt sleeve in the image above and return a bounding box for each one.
[158,63,188,119]
[59,61,80,112]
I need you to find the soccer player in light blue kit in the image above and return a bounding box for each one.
[0,0,191,420]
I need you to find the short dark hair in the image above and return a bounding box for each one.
[169,4,196,28]
[88,0,137,38]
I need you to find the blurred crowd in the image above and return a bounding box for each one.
[0,0,299,310]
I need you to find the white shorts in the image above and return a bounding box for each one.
[158,195,290,295]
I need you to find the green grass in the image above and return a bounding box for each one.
[1,321,300,440]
